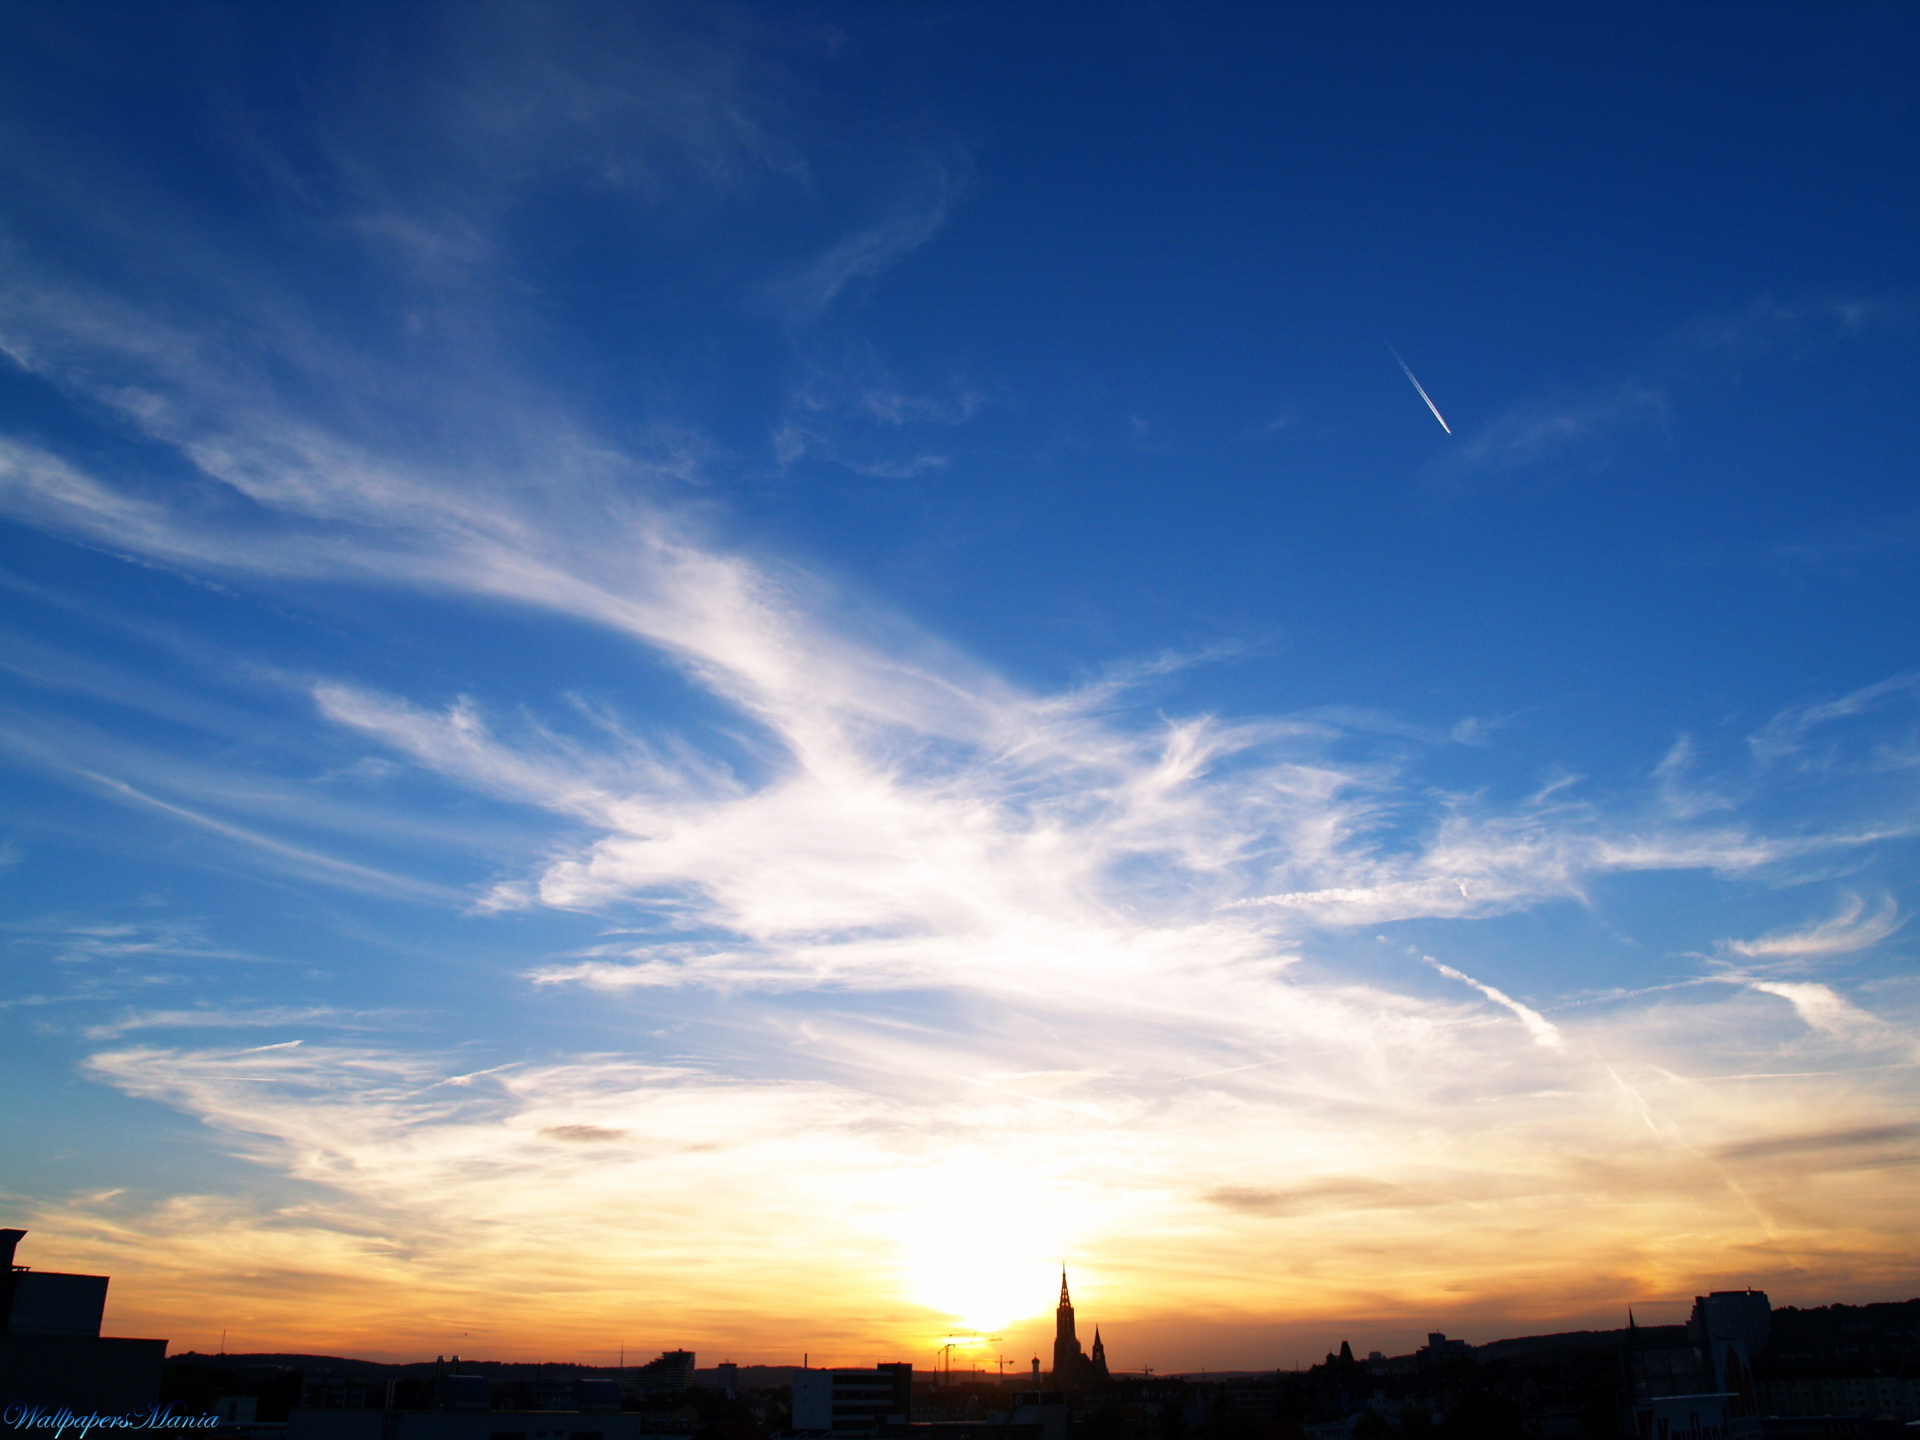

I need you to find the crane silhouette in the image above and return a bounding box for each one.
[936,1333,1003,1386]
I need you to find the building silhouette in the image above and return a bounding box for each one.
[0,1227,167,1410]
[1690,1288,1771,1400]
[631,1348,697,1396]
[1049,1272,1108,1390]
[790,1361,913,1435]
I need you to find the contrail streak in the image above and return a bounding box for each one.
[1387,343,1452,434]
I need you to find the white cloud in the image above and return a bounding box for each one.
[0,339,1891,1006]
[1426,958,1565,1050]
[1742,980,1896,1049]
[1727,894,1904,962]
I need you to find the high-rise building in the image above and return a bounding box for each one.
[1688,1290,1771,1410]
[790,1362,913,1436]
[1688,1292,1770,1371]
[631,1348,697,1395]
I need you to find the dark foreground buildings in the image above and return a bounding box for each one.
[0,1227,167,1409]
[278,1351,727,1440]
[1185,1288,1920,1440]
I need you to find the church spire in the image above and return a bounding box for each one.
[1051,1270,1091,1389]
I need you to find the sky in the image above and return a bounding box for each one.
[1,0,1918,1373]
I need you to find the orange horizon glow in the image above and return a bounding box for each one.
[25,985,1920,1372]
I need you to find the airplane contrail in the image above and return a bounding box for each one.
[1387,342,1452,434]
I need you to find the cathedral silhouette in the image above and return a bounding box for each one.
[1051,1270,1109,1388]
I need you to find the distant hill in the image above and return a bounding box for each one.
[1477,1325,1681,1361]
[1769,1299,1920,1370]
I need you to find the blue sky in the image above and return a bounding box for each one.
[1,2,1918,1367]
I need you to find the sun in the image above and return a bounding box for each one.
[908,1245,1041,1335]
[881,1160,1076,1336]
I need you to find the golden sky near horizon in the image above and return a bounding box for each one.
[20,957,1919,1369]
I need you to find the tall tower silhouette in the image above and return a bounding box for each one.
[1052,1269,1086,1383]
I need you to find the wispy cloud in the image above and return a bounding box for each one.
[1748,674,1920,767]
[1712,1122,1920,1163]
[2,915,273,970]
[772,163,968,325]
[1426,957,1565,1050]
[0,725,471,904]
[1673,293,1918,367]
[772,348,985,477]
[253,4,817,287]
[1203,1178,1438,1218]
[1434,384,1667,481]
[1651,735,1734,820]
[3,330,1904,993]
[82,1006,396,1040]
[1434,289,1916,485]
[1741,980,1903,1051]
[1764,508,1920,570]
[1726,894,1904,963]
